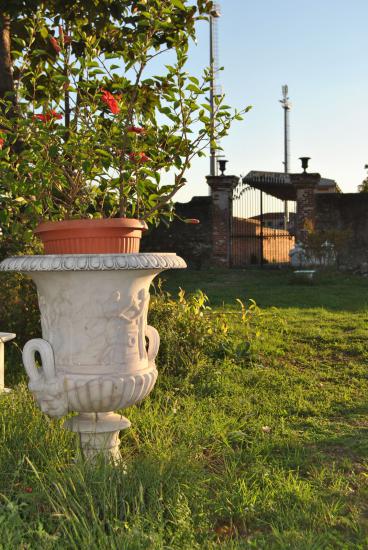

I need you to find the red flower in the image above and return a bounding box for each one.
[0,137,5,149]
[50,36,61,54]
[34,110,63,122]
[129,152,150,163]
[126,125,145,134]
[24,487,33,493]
[48,109,63,120]
[34,114,47,122]
[184,219,200,224]
[101,89,120,115]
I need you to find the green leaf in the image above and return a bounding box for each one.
[172,0,186,9]
[49,145,58,158]
[188,76,200,85]
[32,49,48,56]
[40,27,49,39]
[186,84,202,94]
[95,149,112,159]
[89,69,106,76]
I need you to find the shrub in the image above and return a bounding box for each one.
[0,271,40,380]
[303,219,352,266]
[148,284,259,379]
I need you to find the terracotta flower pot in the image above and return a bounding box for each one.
[34,218,148,254]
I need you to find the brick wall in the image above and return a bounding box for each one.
[140,196,212,269]
[291,173,320,242]
[315,193,368,272]
[142,175,237,268]
[207,175,238,267]
[211,193,231,266]
[296,187,315,240]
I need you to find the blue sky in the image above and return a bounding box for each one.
[175,0,368,202]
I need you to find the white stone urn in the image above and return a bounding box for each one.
[0,253,186,460]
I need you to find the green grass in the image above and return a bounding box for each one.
[1,268,368,549]
[163,267,368,311]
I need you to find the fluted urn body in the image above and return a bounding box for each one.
[0,253,186,460]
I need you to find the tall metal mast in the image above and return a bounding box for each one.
[209,3,221,177]
[280,85,291,173]
[279,85,291,228]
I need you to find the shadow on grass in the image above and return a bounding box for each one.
[262,422,368,474]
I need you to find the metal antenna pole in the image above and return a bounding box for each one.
[209,4,221,178]
[279,85,291,229]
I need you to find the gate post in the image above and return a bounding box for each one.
[207,174,239,267]
[291,172,321,242]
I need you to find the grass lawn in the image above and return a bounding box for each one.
[1,268,368,549]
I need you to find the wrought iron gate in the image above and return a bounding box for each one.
[231,181,296,267]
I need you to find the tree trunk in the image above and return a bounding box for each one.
[0,14,15,105]
[64,22,70,132]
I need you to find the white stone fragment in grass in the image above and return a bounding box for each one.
[0,332,16,393]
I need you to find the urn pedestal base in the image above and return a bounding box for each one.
[65,412,131,462]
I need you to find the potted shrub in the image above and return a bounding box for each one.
[0,1,248,460]
[0,2,247,252]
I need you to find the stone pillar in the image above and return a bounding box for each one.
[291,173,321,242]
[0,332,16,392]
[207,175,238,267]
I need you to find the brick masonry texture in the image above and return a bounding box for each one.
[315,193,368,271]
[207,175,238,267]
[296,186,316,242]
[141,196,213,269]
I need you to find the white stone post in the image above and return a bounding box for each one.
[0,333,16,393]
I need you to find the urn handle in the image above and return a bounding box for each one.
[22,338,55,383]
[146,325,160,364]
